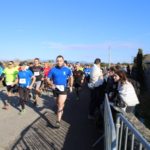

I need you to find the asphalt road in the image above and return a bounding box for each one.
[0,86,104,150]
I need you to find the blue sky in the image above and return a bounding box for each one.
[0,0,150,63]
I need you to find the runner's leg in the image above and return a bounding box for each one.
[34,81,42,106]
[18,87,25,110]
[3,86,12,109]
[23,88,30,110]
[57,94,67,122]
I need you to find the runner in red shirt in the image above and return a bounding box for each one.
[42,62,51,92]
[44,62,51,78]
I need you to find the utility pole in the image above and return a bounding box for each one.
[108,46,111,68]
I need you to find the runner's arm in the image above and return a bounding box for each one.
[29,76,36,88]
[47,78,54,86]
[81,71,85,83]
[0,73,5,81]
[41,67,44,80]
[69,75,74,88]
[14,76,19,85]
[81,73,85,80]
[47,69,56,89]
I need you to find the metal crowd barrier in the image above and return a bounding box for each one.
[92,94,150,150]
[104,94,117,150]
[116,114,150,150]
[92,94,117,149]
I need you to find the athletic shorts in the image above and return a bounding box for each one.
[74,83,82,88]
[6,85,18,93]
[85,76,90,82]
[18,87,30,101]
[53,88,68,97]
[33,81,42,90]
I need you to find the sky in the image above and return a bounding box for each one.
[0,0,150,63]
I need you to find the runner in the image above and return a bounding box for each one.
[83,64,91,83]
[16,62,36,114]
[28,62,34,68]
[42,62,51,92]
[29,58,44,107]
[0,62,4,79]
[73,62,85,100]
[47,55,73,128]
[44,62,51,78]
[1,61,18,109]
[0,61,4,73]
[64,60,71,89]
[68,63,74,71]
[0,62,6,87]
[64,60,68,67]
[79,64,84,71]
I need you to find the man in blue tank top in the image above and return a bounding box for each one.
[47,55,73,128]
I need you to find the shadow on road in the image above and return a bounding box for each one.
[0,89,21,111]
[10,87,104,150]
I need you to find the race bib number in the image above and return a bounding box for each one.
[34,72,40,76]
[6,82,13,86]
[55,85,65,91]
[19,79,26,84]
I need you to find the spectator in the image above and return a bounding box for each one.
[113,70,139,113]
[88,58,104,119]
[127,64,131,76]
[105,67,118,101]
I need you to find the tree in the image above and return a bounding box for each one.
[136,48,144,88]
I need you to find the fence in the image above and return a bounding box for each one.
[104,94,117,150]
[116,114,150,150]
[92,94,116,149]
[93,94,150,150]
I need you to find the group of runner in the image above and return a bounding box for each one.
[0,56,140,129]
[0,56,92,128]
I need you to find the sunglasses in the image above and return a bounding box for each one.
[8,64,12,65]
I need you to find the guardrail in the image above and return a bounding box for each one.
[93,94,150,150]
[116,113,150,150]
[104,94,117,150]
[92,94,116,149]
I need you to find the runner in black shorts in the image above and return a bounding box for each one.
[29,58,44,107]
[47,55,73,128]
[1,61,18,109]
[73,62,85,100]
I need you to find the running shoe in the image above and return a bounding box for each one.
[2,104,9,110]
[19,109,26,115]
[55,121,61,129]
